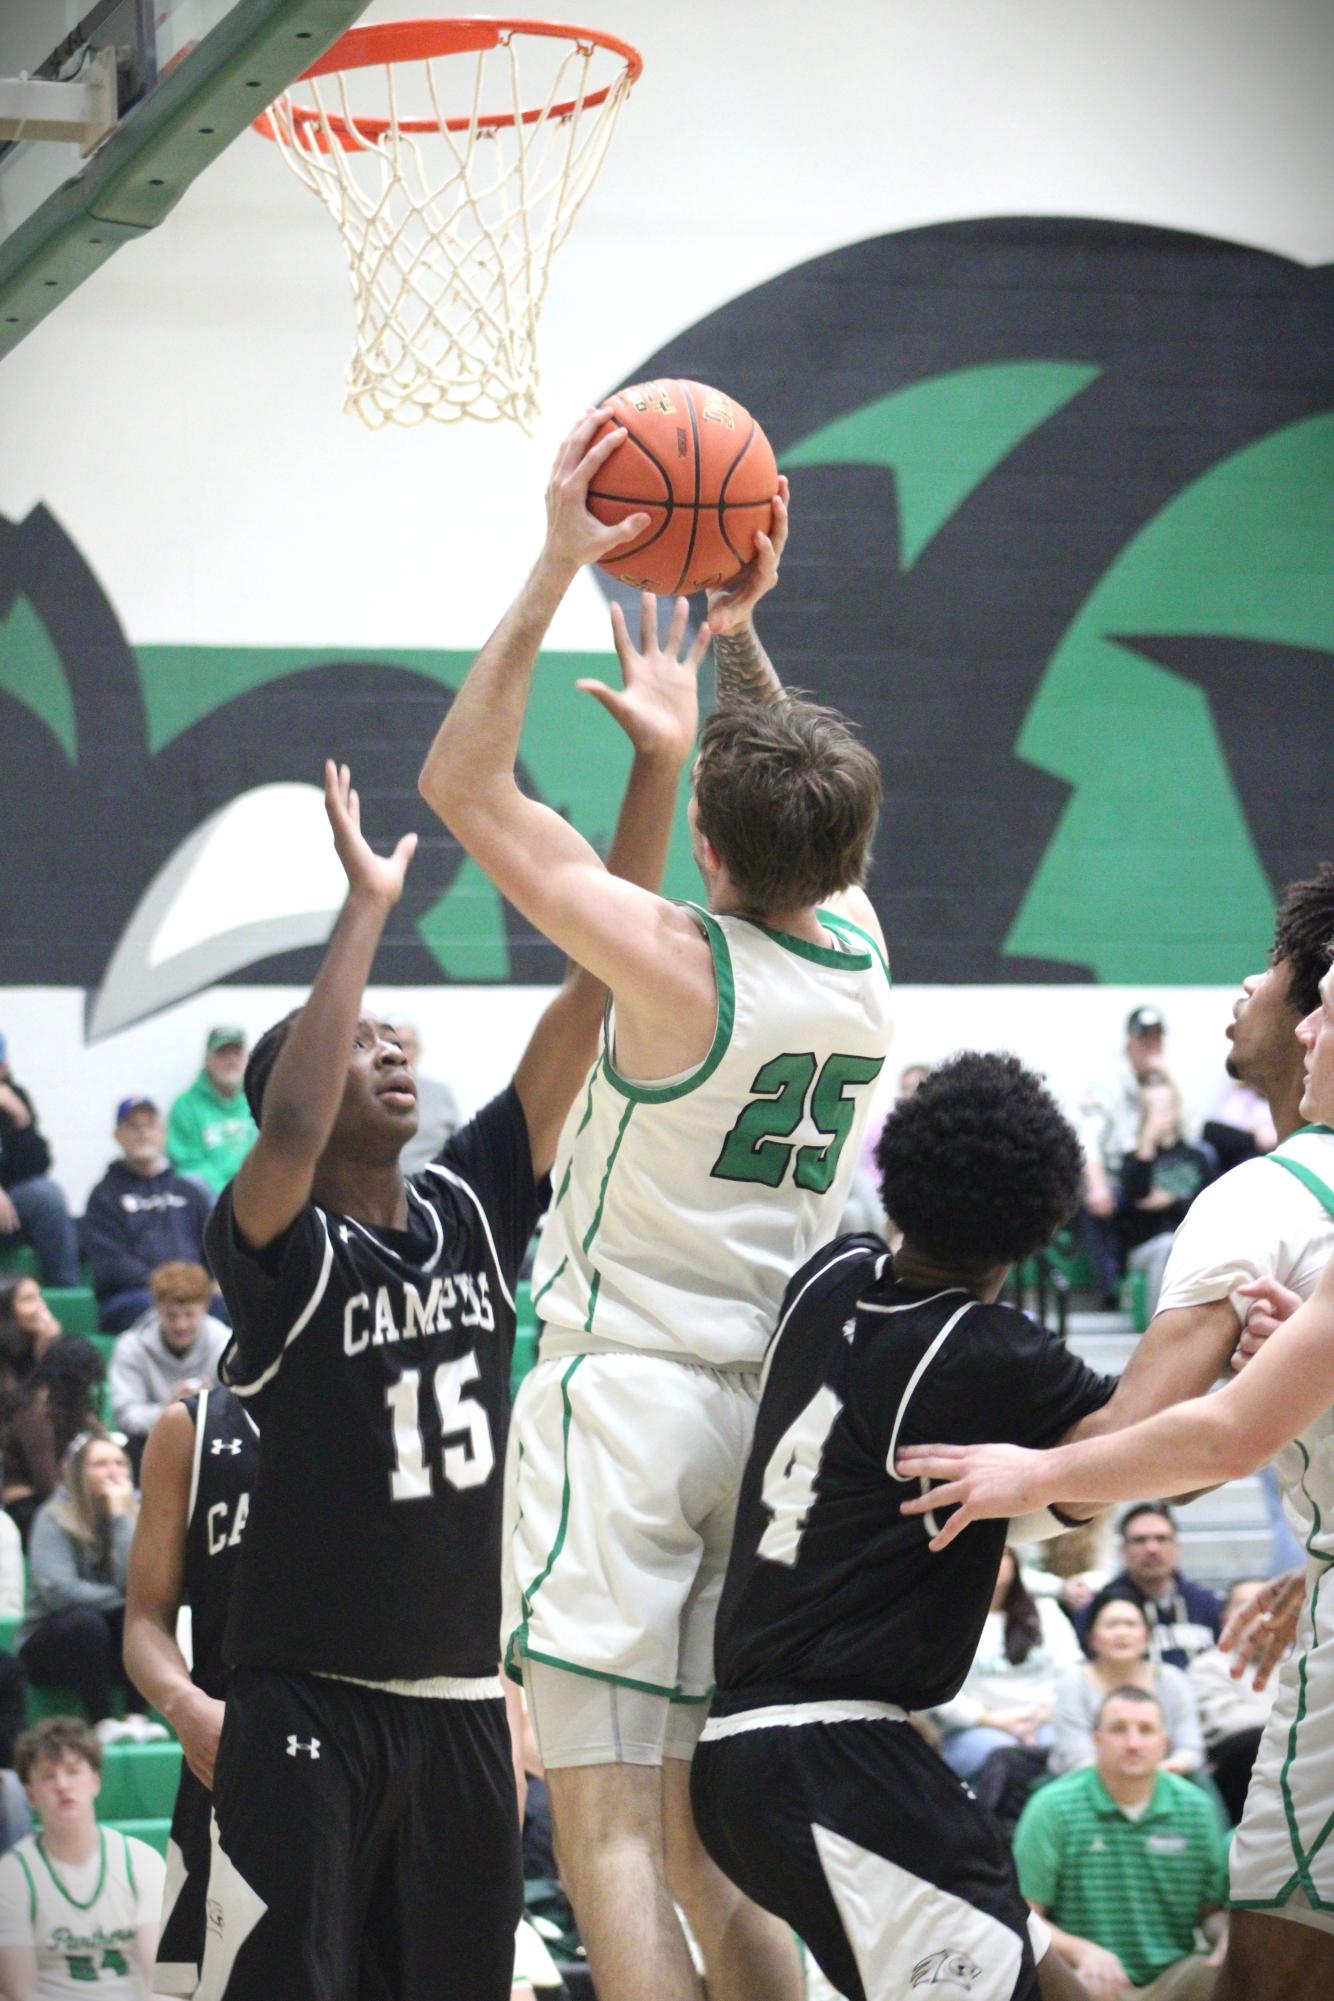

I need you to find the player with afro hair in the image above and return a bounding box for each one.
[875,1049,1084,1277]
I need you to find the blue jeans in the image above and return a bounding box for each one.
[2,1175,79,1285]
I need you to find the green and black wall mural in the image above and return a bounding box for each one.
[2,218,1330,1034]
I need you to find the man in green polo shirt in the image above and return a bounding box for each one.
[1014,1686,1227,1998]
[167,1027,257,1196]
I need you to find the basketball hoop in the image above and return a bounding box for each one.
[254,18,642,430]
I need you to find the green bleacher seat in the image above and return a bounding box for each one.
[45,1286,100,1336]
[0,1245,40,1280]
[100,1816,171,1857]
[88,1332,118,1365]
[98,1741,182,1820]
[0,1616,18,1657]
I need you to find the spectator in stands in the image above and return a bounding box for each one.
[1051,1590,1204,1777]
[1,1337,107,1549]
[1079,1503,1223,1669]
[109,1261,228,1470]
[1015,1685,1227,1999]
[1187,1578,1280,1826]
[0,1036,79,1288]
[1077,1004,1172,1306]
[19,1436,166,1746]
[83,1098,215,1333]
[932,1547,1083,1780]
[393,1022,461,1176]
[167,1026,257,1197]
[0,1275,63,1392]
[1116,1075,1215,1319]
[0,1717,165,1987]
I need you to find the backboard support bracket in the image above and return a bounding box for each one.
[0,49,119,153]
[0,0,372,361]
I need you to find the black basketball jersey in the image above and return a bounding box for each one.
[712,1235,1116,1715]
[183,1385,259,1698]
[206,1085,544,1682]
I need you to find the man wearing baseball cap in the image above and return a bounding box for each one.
[82,1098,215,1331]
[167,1027,257,1197]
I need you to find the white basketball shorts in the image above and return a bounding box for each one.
[502,1350,760,1725]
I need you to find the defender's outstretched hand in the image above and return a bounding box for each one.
[1220,1567,1304,1690]
[578,594,708,767]
[895,1442,1051,1551]
[705,476,789,635]
[324,761,417,906]
[545,409,651,569]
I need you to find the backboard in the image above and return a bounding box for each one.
[0,0,372,358]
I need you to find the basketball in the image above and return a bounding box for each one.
[588,379,779,596]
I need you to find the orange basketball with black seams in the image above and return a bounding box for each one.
[589,379,779,595]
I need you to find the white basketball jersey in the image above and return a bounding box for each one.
[1265,1126,1334,1551]
[532,904,893,1367]
[0,1830,160,1997]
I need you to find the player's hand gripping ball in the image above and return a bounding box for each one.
[589,379,779,596]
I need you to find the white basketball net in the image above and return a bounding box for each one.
[262,29,637,430]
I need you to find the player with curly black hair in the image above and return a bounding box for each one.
[691,1050,1113,2001]
[874,1050,1085,1274]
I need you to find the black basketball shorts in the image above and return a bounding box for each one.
[692,1701,1043,2001]
[197,1669,522,2001]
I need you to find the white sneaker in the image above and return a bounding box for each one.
[95,1718,133,1747]
[123,1714,170,1743]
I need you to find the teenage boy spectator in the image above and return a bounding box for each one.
[108,1262,229,1470]
[0,1717,165,1995]
[0,1036,79,1287]
[1117,1078,1215,1319]
[1078,1005,1172,1305]
[393,1021,461,1176]
[1014,1686,1227,1999]
[167,1028,257,1196]
[1187,1579,1279,1826]
[83,1099,215,1332]
[1079,1504,1222,1669]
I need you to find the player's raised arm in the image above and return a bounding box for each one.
[703,477,788,706]
[896,1250,1334,1549]
[229,762,416,1249]
[418,411,713,1014]
[124,1402,223,1788]
[512,593,702,1174]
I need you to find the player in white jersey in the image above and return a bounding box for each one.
[896,949,1334,2001]
[420,412,890,2001]
[0,1717,164,1999]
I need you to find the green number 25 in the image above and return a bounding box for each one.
[711,1052,884,1192]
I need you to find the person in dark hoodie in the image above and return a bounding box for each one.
[82,1099,217,1333]
[109,1261,229,1471]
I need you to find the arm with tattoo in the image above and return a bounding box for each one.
[705,478,789,708]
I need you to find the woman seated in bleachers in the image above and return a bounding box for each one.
[931,1546,1084,1779]
[1049,1587,1204,1776]
[18,1434,166,1745]
[0,1337,106,1548]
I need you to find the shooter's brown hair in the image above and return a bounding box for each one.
[693,698,881,913]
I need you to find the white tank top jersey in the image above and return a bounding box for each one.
[532,903,894,1368]
[0,1829,163,1997]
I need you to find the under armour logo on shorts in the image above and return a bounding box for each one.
[911,1950,983,1990]
[211,1439,243,1455]
[286,1735,321,1758]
